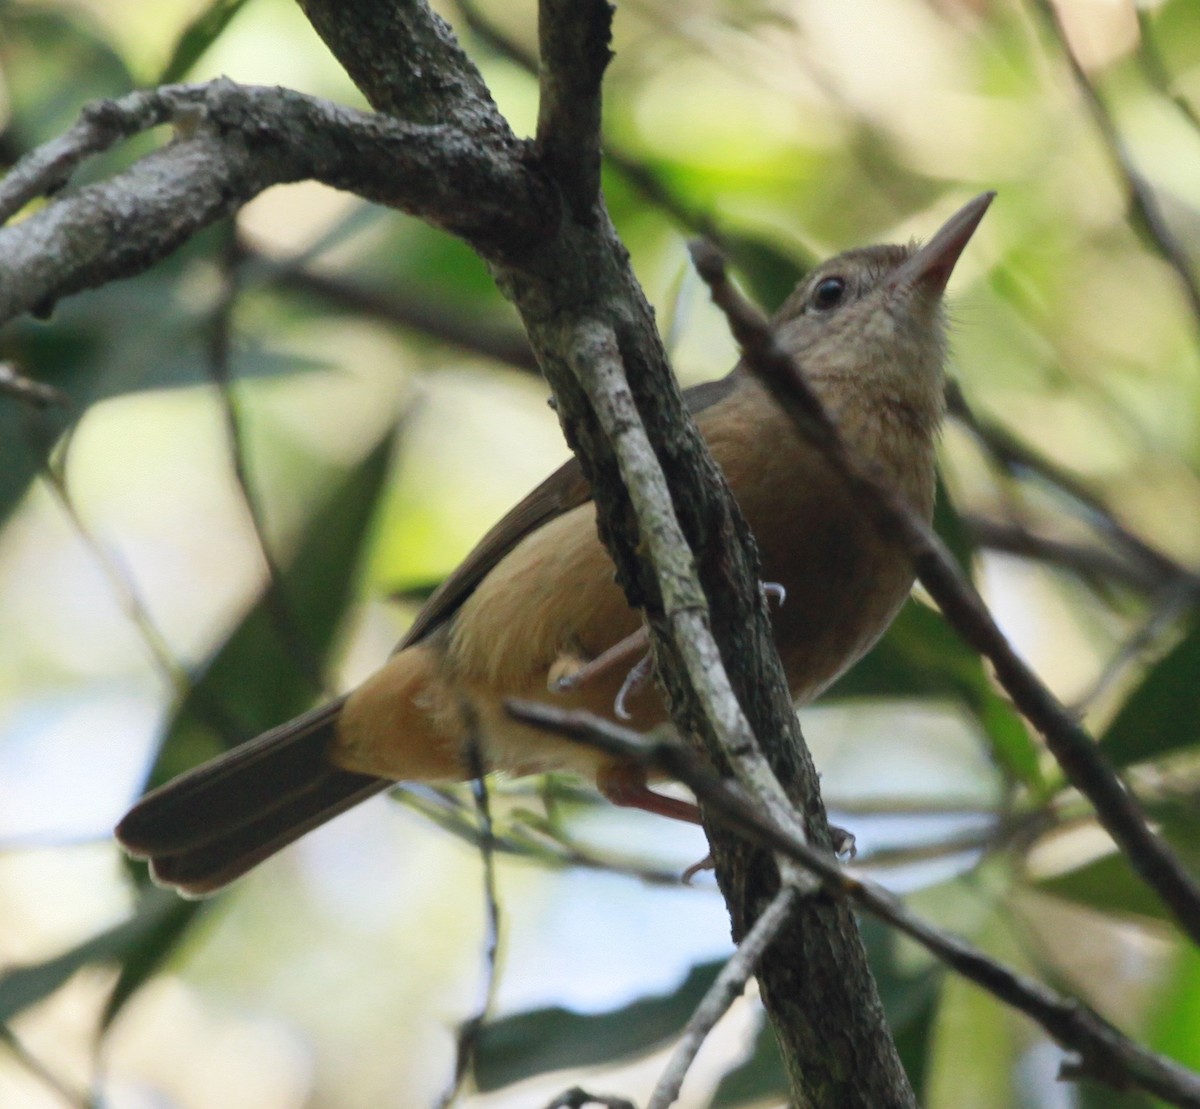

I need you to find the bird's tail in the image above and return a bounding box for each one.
[116,699,389,897]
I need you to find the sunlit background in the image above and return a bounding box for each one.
[2,0,1200,1105]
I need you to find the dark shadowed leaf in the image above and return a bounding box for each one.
[473,961,721,1091]
[0,889,198,1023]
[158,0,253,84]
[932,473,977,578]
[1101,613,1200,768]
[141,422,400,790]
[101,896,205,1030]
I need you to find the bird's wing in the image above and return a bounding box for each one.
[399,371,740,648]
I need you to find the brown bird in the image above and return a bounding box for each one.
[117,192,993,896]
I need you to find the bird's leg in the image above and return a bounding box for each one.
[552,582,785,722]
[550,628,657,719]
[550,627,649,693]
[596,762,702,824]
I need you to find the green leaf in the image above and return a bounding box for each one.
[860,918,941,1096]
[0,8,133,149]
[473,961,721,1092]
[1035,800,1200,924]
[0,226,326,531]
[158,0,253,84]
[1036,851,1175,924]
[1102,613,1200,768]
[142,422,401,789]
[0,889,197,1023]
[101,897,204,1031]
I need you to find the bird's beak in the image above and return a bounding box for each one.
[893,191,995,297]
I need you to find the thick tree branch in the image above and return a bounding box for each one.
[288,3,916,1104]
[0,80,554,325]
[535,0,611,222]
[295,0,501,130]
[509,701,1200,1109]
[691,240,1200,947]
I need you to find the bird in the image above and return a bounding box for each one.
[117,192,993,896]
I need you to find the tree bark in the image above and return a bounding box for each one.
[291,2,914,1103]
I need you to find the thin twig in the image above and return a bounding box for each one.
[647,884,798,1109]
[0,1023,95,1109]
[508,701,1200,1109]
[1031,0,1200,328]
[690,242,1200,946]
[1071,579,1196,715]
[207,227,328,696]
[41,464,190,701]
[0,361,69,408]
[437,722,502,1109]
[395,784,691,887]
[947,383,1198,593]
[239,241,539,372]
[963,514,1175,597]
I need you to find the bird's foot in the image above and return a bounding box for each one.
[830,823,857,860]
[550,627,655,720]
[761,581,787,608]
[550,627,649,693]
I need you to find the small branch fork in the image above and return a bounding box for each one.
[508,700,1200,1109]
[0,78,554,326]
[688,240,1200,949]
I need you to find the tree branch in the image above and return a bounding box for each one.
[690,240,1200,947]
[535,0,611,222]
[0,80,555,326]
[508,701,1200,1109]
[1030,0,1200,329]
[289,3,915,1103]
[647,883,799,1109]
[295,0,501,130]
[566,320,807,841]
[239,240,540,372]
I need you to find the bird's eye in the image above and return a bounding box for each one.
[810,276,847,310]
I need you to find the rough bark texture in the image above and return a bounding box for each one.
[0,2,916,1103]
[289,2,914,1103]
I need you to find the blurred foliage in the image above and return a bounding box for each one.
[2,0,1200,1107]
